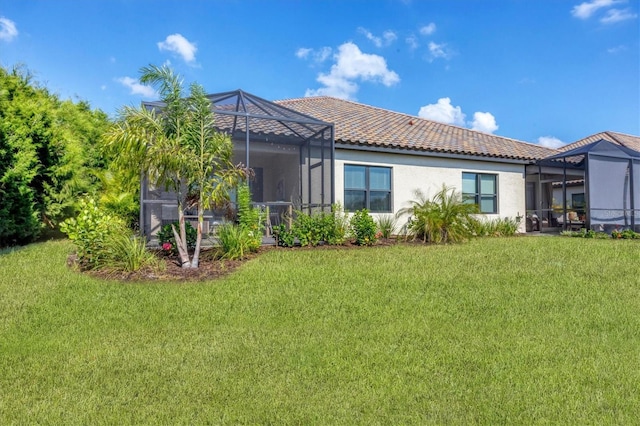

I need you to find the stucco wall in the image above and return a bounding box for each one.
[335,148,527,232]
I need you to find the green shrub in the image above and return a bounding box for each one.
[325,204,349,245]
[274,223,296,247]
[60,198,124,268]
[399,185,478,244]
[561,229,610,239]
[237,183,264,252]
[293,210,323,247]
[350,209,378,246]
[376,214,397,239]
[102,232,162,273]
[611,228,640,239]
[156,221,197,254]
[470,216,521,237]
[217,223,252,260]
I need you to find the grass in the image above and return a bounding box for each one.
[1,237,639,423]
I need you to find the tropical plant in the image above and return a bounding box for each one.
[236,183,264,252]
[216,223,252,260]
[398,184,479,244]
[376,214,397,239]
[102,64,246,268]
[469,216,521,237]
[102,231,162,273]
[350,209,378,246]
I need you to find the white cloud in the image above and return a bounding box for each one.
[427,41,454,61]
[0,17,18,42]
[571,0,621,19]
[418,98,500,134]
[601,7,637,23]
[418,98,466,126]
[383,30,398,45]
[537,136,566,148]
[305,42,399,100]
[296,46,332,63]
[116,77,158,98]
[296,48,312,59]
[157,33,197,64]
[358,27,397,47]
[470,112,499,134]
[405,35,419,50]
[607,44,627,53]
[419,23,437,35]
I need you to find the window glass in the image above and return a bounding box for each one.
[370,191,391,212]
[480,174,495,194]
[345,165,365,189]
[462,172,497,213]
[480,196,496,214]
[345,190,366,211]
[462,173,476,194]
[369,167,391,191]
[344,164,392,212]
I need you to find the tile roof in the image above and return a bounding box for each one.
[276,96,559,162]
[559,131,640,153]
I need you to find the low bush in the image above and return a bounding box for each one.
[611,228,640,239]
[273,223,296,247]
[102,232,162,273]
[560,229,610,239]
[376,214,397,239]
[350,209,378,246]
[399,185,478,244]
[236,183,264,251]
[217,223,253,260]
[157,221,197,254]
[470,216,521,237]
[60,198,124,268]
[278,204,349,247]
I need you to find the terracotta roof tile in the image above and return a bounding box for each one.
[560,131,640,153]
[276,96,558,161]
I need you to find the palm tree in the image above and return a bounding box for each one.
[398,184,479,243]
[103,64,245,268]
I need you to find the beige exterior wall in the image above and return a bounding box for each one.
[335,148,527,233]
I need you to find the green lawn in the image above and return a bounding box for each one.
[1,237,639,424]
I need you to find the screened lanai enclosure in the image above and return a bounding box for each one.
[140,90,335,239]
[525,139,640,233]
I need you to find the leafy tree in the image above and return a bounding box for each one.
[398,184,479,243]
[0,65,109,247]
[103,64,245,268]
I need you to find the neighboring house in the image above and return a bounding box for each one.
[559,131,640,153]
[538,132,640,231]
[140,90,639,237]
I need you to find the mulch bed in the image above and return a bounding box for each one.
[69,238,401,283]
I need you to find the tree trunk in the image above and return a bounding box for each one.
[191,205,204,268]
[173,205,192,268]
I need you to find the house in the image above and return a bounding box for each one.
[277,96,557,233]
[139,90,639,238]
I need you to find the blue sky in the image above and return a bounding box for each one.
[1,0,638,147]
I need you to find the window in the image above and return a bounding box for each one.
[571,193,585,214]
[462,172,497,213]
[344,165,391,212]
